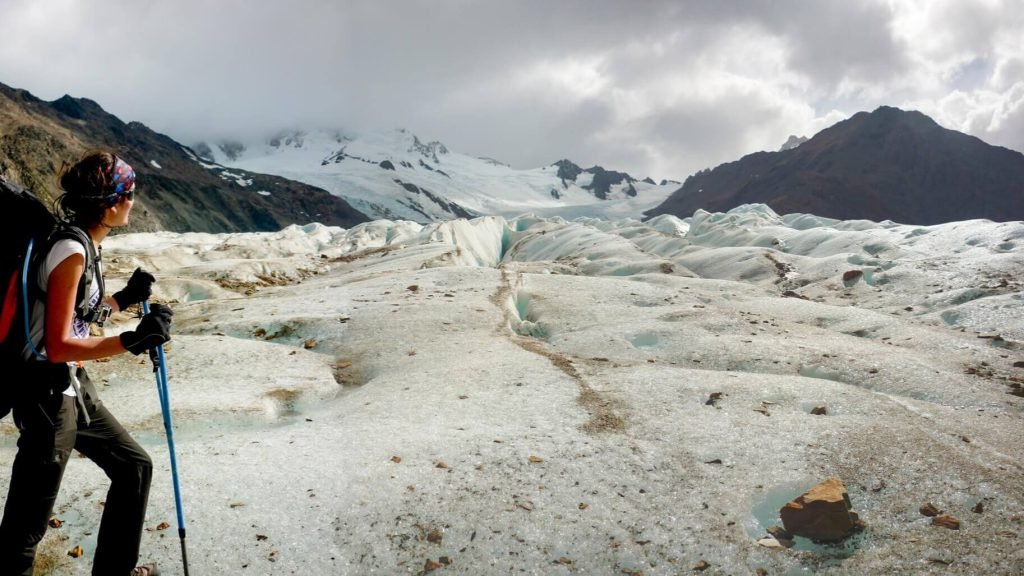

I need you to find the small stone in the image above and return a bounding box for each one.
[842,270,863,283]
[391,456,402,463]
[920,503,940,517]
[756,569,769,576]
[438,556,452,565]
[693,559,710,571]
[932,515,960,530]
[427,528,443,544]
[757,537,784,549]
[303,338,317,349]
[68,545,84,558]
[767,525,793,540]
[407,285,420,293]
[424,558,441,572]
[435,462,448,469]
[48,518,63,529]
[810,405,827,415]
[705,392,723,406]
[925,548,954,565]
[972,502,984,514]
[1013,361,1024,368]
[528,456,544,463]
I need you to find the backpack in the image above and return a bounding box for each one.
[0,176,102,419]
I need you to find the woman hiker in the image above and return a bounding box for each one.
[0,151,172,576]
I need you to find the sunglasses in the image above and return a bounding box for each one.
[103,187,135,206]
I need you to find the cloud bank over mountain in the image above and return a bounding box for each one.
[1,0,1022,181]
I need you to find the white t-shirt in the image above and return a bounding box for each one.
[24,238,102,397]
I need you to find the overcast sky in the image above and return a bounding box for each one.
[1,0,1022,181]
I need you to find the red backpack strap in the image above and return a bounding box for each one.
[0,268,18,342]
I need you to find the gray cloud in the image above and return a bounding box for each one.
[0,0,1021,182]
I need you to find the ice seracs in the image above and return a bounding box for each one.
[4,205,1021,574]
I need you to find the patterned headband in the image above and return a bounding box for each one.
[106,155,136,204]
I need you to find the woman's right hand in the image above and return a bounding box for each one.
[113,268,156,310]
[119,303,173,355]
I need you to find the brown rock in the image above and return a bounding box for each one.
[932,515,960,530]
[693,559,710,571]
[68,545,84,558]
[972,502,984,514]
[48,518,63,529]
[424,558,442,572]
[756,569,769,576]
[920,503,940,517]
[1013,361,1024,368]
[779,478,863,541]
[810,405,827,415]
[842,270,863,283]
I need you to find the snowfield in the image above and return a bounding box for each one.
[2,204,1023,575]
[201,129,679,223]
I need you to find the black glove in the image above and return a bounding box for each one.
[113,268,156,311]
[120,303,173,355]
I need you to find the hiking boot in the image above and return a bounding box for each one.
[130,564,160,576]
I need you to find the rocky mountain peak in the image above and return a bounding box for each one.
[778,135,808,151]
[647,106,1024,224]
[0,82,367,232]
[410,135,448,162]
[553,159,583,181]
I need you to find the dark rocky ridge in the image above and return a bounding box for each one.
[646,106,1024,225]
[552,159,638,200]
[0,81,367,233]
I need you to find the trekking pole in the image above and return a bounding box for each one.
[143,301,190,576]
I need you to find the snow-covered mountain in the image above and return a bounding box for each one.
[195,129,677,223]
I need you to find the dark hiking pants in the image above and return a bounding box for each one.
[0,377,153,576]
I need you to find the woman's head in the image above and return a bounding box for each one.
[55,150,136,229]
